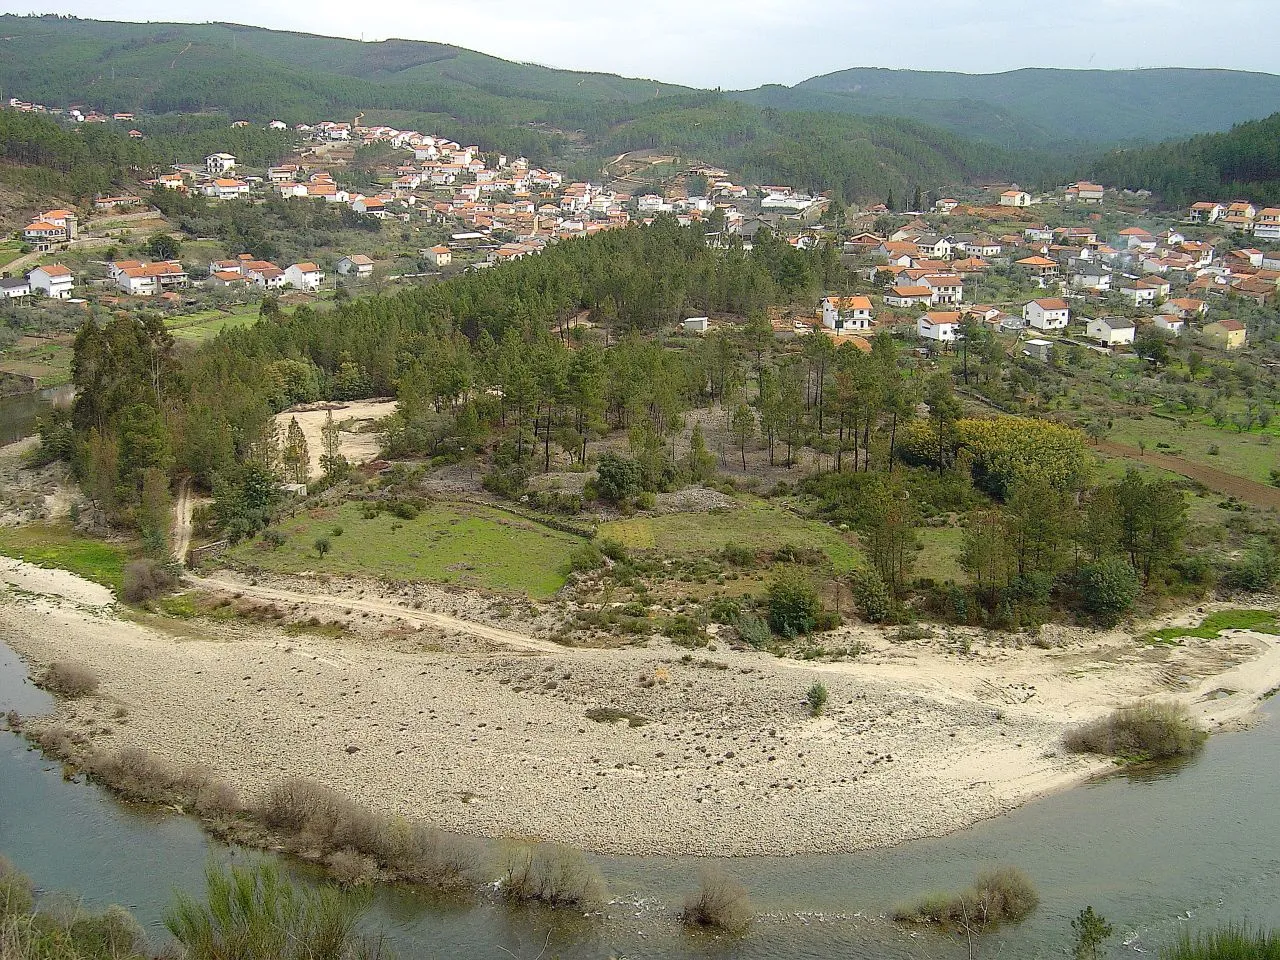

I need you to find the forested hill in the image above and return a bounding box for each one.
[1088,113,1280,208]
[735,67,1280,148]
[0,15,689,112]
[0,15,1057,202]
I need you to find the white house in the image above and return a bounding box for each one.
[683,316,710,334]
[1153,314,1184,337]
[114,260,188,296]
[1119,279,1163,306]
[1086,316,1136,346]
[1000,190,1032,208]
[1254,208,1280,242]
[336,255,374,278]
[28,264,74,299]
[821,296,874,334]
[1189,202,1224,223]
[202,178,250,200]
[1070,264,1112,292]
[205,153,237,176]
[917,311,962,342]
[921,274,964,305]
[427,245,452,268]
[283,262,324,291]
[884,285,934,308]
[0,277,30,299]
[1023,298,1071,331]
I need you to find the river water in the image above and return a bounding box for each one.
[0,384,74,446]
[2,639,1279,959]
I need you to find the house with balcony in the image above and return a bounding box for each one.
[820,296,874,333]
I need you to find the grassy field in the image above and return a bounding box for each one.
[0,523,131,593]
[229,499,584,598]
[600,499,862,572]
[165,306,260,343]
[1107,415,1279,484]
[0,243,24,270]
[0,338,74,387]
[913,526,966,583]
[1146,609,1280,643]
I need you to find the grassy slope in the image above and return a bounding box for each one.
[600,499,862,573]
[227,499,583,598]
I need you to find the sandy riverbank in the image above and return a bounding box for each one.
[1,558,1276,857]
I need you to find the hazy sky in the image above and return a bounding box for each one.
[13,0,1279,87]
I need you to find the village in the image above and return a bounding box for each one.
[2,107,1275,382]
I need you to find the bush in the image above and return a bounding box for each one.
[165,862,384,960]
[594,453,643,504]
[122,558,178,603]
[734,613,772,648]
[259,779,471,887]
[500,843,604,907]
[1163,923,1280,960]
[680,869,752,935]
[766,569,820,638]
[806,682,828,716]
[1073,557,1139,626]
[0,855,34,917]
[1221,543,1280,593]
[261,529,286,550]
[84,746,242,815]
[1064,701,1207,762]
[894,866,1039,931]
[39,661,100,699]
[850,569,891,623]
[566,542,605,573]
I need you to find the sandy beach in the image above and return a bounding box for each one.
[1,556,1276,857]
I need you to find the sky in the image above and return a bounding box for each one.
[8,0,1279,87]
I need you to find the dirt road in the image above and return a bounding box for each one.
[171,477,194,564]
[186,569,571,655]
[1096,440,1280,509]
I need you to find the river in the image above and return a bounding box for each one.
[2,639,1279,959]
[0,384,74,446]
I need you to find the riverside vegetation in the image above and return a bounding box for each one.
[27,215,1277,655]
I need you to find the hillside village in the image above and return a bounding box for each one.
[2,109,1276,396]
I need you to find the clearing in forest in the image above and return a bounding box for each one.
[226,499,583,598]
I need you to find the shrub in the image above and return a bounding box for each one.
[734,613,772,648]
[500,843,604,907]
[122,558,178,603]
[766,569,820,638]
[0,855,34,917]
[719,544,757,567]
[806,682,828,716]
[165,862,384,960]
[313,536,332,559]
[261,529,286,550]
[1064,701,1207,762]
[1073,557,1139,626]
[1162,923,1280,960]
[39,661,100,699]
[850,569,891,623]
[594,453,643,504]
[894,866,1039,931]
[566,542,604,573]
[680,869,752,935]
[259,779,470,887]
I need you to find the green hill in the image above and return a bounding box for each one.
[1088,112,1280,208]
[0,14,1051,201]
[736,67,1280,148]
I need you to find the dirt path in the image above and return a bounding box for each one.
[1096,440,1280,509]
[171,477,194,564]
[186,569,571,655]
